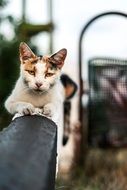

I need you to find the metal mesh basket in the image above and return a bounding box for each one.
[88,57,127,148]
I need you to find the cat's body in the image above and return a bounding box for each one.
[5,43,67,157]
[5,42,67,123]
[5,75,64,122]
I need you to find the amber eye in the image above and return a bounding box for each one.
[45,73,54,77]
[27,70,35,75]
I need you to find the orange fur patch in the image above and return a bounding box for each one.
[23,55,58,77]
[24,60,36,71]
[23,57,45,71]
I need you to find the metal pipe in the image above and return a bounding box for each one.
[22,0,26,22]
[48,0,53,53]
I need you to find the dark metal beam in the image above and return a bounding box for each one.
[0,115,57,190]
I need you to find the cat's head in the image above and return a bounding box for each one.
[19,42,67,93]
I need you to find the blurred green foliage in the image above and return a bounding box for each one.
[0,0,20,128]
[0,0,35,128]
[0,0,52,129]
[0,0,7,7]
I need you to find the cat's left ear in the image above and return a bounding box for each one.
[49,48,67,69]
[19,42,36,63]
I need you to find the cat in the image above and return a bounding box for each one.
[5,42,67,125]
[5,42,79,176]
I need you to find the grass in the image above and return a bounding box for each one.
[56,148,127,190]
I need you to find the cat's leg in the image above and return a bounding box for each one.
[42,103,53,117]
[42,102,61,123]
[16,102,36,115]
[5,99,36,115]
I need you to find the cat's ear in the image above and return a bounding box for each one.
[19,42,36,63]
[49,48,67,69]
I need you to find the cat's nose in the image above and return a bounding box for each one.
[35,82,43,88]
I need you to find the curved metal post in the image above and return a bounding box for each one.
[78,11,127,121]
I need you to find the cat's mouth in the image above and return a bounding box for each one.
[34,88,42,92]
[34,88,43,93]
[32,88,48,94]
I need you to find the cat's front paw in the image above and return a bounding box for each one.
[17,103,35,115]
[42,104,54,117]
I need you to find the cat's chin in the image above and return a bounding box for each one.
[31,88,48,95]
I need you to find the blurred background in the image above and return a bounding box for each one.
[1,0,127,189]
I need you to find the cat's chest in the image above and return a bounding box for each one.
[19,91,54,107]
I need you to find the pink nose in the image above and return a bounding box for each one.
[35,82,43,88]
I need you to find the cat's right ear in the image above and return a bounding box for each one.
[19,42,36,63]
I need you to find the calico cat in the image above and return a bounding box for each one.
[5,42,67,124]
[5,42,79,176]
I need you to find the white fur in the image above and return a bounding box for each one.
[5,61,65,160]
[5,62,64,115]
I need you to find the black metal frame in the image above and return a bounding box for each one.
[78,11,127,122]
